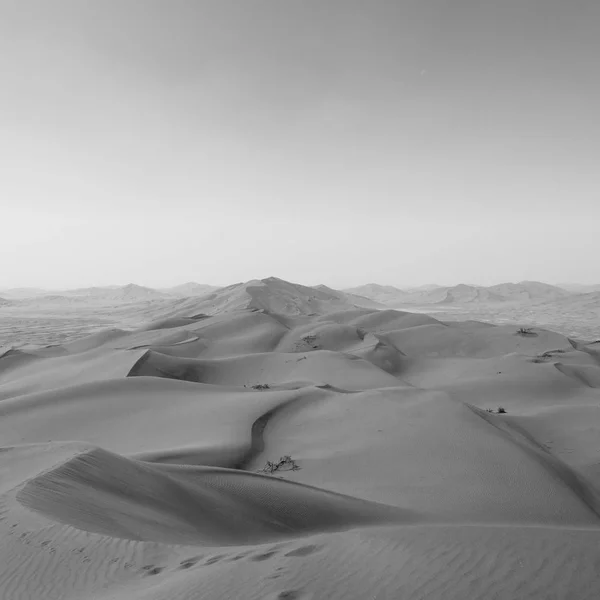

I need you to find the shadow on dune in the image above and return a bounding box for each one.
[17,446,418,546]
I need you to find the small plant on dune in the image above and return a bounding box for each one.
[301,335,319,349]
[251,383,270,390]
[293,334,319,352]
[516,327,536,336]
[258,455,300,474]
[497,406,507,414]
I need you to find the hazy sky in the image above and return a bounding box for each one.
[1,0,599,289]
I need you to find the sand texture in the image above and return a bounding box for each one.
[2,278,600,599]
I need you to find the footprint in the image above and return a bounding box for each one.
[251,550,278,562]
[142,566,164,576]
[270,591,312,600]
[228,553,248,562]
[284,545,322,558]
[179,556,202,570]
[205,555,224,565]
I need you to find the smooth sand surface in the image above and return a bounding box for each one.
[2,291,600,599]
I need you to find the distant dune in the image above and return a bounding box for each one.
[2,279,595,310]
[138,276,388,320]
[0,287,49,299]
[160,282,220,297]
[558,283,600,294]
[2,276,600,599]
[61,283,172,302]
[345,280,577,307]
[488,280,572,301]
[343,283,410,304]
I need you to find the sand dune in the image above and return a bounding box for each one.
[2,280,600,599]
[17,444,411,546]
[555,363,600,388]
[0,346,148,400]
[0,377,332,467]
[128,348,401,390]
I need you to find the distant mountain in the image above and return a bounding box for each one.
[313,284,384,310]
[404,284,444,292]
[56,286,121,298]
[0,287,49,299]
[540,290,600,309]
[439,284,506,304]
[343,284,410,305]
[161,283,219,297]
[488,281,572,302]
[109,284,172,302]
[22,284,172,305]
[346,280,575,306]
[346,283,503,306]
[152,277,386,319]
[557,283,600,294]
[344,283,449,304]
[75,284,171,302]
[17,294,90,306]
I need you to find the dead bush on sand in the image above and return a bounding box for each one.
[516,327,537,336]
[258,455,300,474]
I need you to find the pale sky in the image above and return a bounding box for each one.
[1,0,599,289]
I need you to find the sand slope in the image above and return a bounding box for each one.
[2,292,600,599]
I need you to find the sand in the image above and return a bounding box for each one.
[1,278,600,599]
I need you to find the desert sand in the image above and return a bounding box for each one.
[1,277,600,599]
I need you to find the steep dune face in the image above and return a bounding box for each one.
[17,445,411,546]
[3,280,600,600]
